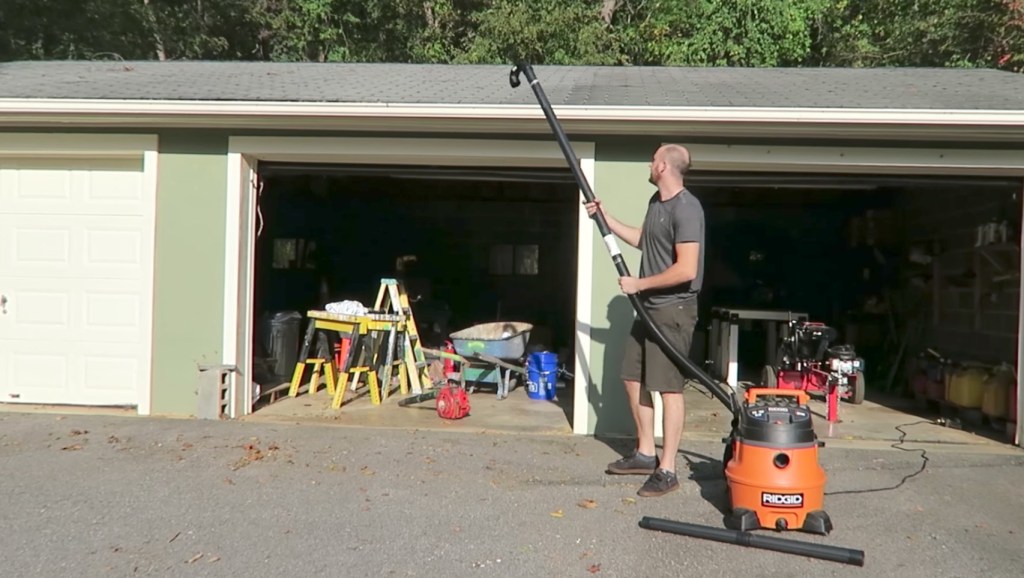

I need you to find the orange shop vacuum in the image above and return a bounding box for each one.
[510,61,865,567]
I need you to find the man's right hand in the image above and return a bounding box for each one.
[584,199,606,219]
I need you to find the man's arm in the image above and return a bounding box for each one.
[637,242,699,292]
[585,199,642,248]
[605,212,643,249]
[637,201,702,292]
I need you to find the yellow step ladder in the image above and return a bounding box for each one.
[373,278,430,394]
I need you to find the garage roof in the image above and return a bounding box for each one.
[1,61,1023,110]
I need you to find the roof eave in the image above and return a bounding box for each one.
[0,99,1022,143]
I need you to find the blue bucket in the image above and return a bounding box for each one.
[526,351,559,401]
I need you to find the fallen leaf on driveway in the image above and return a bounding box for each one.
[550,509,564,518]
[208,556,221,563]
[578,499,598,509]
[621,497,636,505]
[361,466,375,476]
[588,563,601,573]
[61,444,83,451]
[70,429,88,436]
[187,553,203,564]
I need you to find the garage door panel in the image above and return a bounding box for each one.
[0,158,145,216]
[0,277,145,343]
[0,215,148,280]
[0,342,141,406]
[0,153,152,408]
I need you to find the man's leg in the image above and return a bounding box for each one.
[658,391,685,473]
[636,300,698,497]
[607,319,658,475]
[625,378,657,458]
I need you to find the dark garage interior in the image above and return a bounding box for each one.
[689,171,1021,439]
[248,163,581,412]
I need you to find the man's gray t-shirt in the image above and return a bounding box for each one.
[638,188,705,308]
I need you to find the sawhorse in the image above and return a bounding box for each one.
[287,309,409,408]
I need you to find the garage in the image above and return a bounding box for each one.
[248,162,581,417]
[1,62,1023,445]
[0,135,157,412]
[221,136,597,433]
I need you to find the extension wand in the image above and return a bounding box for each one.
[508,62,736,416]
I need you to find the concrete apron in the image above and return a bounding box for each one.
[243,380,1023,456]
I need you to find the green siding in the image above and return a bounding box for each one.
[587,139,663,437]
[150,131,229,416]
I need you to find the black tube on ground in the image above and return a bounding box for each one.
[509,62,737,415]
[639,517,865,567]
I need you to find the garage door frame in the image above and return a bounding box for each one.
[0,132,158,415]
[223,136,597,432]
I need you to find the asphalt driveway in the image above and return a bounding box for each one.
[2,410,1022,577]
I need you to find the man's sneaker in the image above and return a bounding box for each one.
[606,450,658,475]
[637,468,679,497]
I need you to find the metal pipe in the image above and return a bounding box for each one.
[639,517,866,567]
[509,62,738,415]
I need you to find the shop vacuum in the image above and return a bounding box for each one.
[509,62,865,567]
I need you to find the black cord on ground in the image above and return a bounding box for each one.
[825,419,933,496]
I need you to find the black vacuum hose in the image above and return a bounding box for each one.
[640,517,865,566]
[509,62,737,416]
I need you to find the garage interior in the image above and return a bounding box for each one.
[689,171,1022,442]
[247,163,581,426]
[243,159,1022,444]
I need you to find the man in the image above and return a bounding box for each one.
[584,143,704,497]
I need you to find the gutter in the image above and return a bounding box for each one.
[0,99,1023,141]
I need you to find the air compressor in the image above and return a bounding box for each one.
[509,61,864,567]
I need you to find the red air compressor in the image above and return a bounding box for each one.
[762,320,865,423]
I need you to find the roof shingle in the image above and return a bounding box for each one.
[0,61,1022,110]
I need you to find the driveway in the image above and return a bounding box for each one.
[1,409,1022,577]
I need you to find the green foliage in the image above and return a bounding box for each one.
[616,0,831,67]
[0,0,1020,72]
[454,0,621,65]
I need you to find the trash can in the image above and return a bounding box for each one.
[261,311,302,381]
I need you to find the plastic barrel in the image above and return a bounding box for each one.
[527,351,559,400]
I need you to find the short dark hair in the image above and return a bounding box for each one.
[660,143,691,176]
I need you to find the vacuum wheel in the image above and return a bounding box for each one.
[760,365,778,388]
[850,370,866,405]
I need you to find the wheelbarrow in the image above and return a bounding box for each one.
[448,321,533,399]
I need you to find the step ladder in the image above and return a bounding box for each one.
[373,278,429,395]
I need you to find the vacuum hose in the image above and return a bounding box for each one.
[640,517,866,567]
[508,62,737,416]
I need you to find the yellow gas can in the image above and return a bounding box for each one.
[982,364,1014,419]
[949,366,989,409]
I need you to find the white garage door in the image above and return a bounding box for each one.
[0,155,154,408]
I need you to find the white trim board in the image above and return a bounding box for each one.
[4,101,1023,144]
[687,144,1024,175]
[0,133,158,157]
[5,99,1024,126]
[223,136,597,435]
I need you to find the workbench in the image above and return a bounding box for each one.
[708,307,809,389]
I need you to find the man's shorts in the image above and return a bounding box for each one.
[620,298,698,393]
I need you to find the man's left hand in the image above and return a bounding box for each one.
[619,276,643,295]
